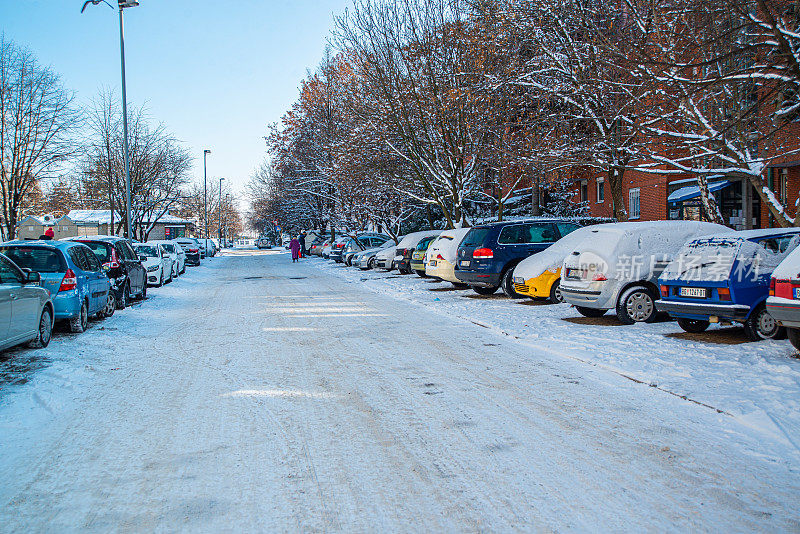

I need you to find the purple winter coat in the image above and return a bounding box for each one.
[289,238,301,260]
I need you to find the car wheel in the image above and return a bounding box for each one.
[141,282,147,300]
[575,306,606,318]
[788,328,800,351]
[104,291,116,318]
[548,279,564,304]
[744,303,784,341]
[677,318,709,333]
[452,282,469,289]
[117,284,128,310]
[367,258,375,270]
[180,265,186,275]
[501,268,524,299]
[156,272,164,287]
[69,301,88,333]
[28,308,53,348]
[414,269,428,278]
[473,285,498,296]
[616,285,658,324]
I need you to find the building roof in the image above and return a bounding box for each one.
[67,210,191,226]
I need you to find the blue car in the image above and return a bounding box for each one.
[657,228,800,340]
[0,240,112,333]
[454,219,582,296]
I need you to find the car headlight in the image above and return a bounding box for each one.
[513,276,524,284]
[146,265,159,272]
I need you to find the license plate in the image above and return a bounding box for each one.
[794,287,800,300]
[429,260,437,267]
[412,253,422,260]
[679,287,706,298]
[460,260,470,267]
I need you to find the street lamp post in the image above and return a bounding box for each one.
[218,177,225,241]
[82,0,140,238]
[224,193,230,246]
[203,149,211,239]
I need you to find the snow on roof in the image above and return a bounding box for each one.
[67,210,191,225]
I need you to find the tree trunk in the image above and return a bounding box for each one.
[531,173,541,216]
[609,167,628,222]
[746,173,793,227]
[696,177,725,224]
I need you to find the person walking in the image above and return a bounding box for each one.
[298,231,306,259]
[289,236,301,262]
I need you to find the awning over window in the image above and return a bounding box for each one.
[667,180,733,203]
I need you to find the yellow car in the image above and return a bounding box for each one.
[425,228,471,287]
[409,235,440,276]
[511,224,598,303]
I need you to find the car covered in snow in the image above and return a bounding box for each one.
[455,219,582,296]
[133,243,173,287]
[658,228,800,340]
[425,228,471,287]
[375,242,399,270]
[767,244,800,350]
[512,224,614,303]
[341,233,392,266]
[351,238,398,270]
[0,240,113,333]
[559,221,728,324]
[395,230,443,274]
[409,234,440,276]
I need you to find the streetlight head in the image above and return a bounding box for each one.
[204,149,211,155]
[118,0,139,8]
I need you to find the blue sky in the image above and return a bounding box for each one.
[0,0,350,202]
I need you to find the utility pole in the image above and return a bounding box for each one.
[218,177,225,240]
[203,149,211,239]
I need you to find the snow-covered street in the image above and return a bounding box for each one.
[2,249,799,531]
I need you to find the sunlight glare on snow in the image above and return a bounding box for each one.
[221,389,341,399]
[262,327,317,332]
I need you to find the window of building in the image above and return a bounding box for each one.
[580,180,588,203]
[629,188,641,219]
[596,178,605,203]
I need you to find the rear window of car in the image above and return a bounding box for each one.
[135,245,159,257]
[416,236,436,250]
[0,246,66,273]
[79,241,111,262]
[461,228,491,248]
[556,222,581,238]
[498,223,557,245]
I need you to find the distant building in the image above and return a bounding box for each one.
[17,214,78,240]
[17,210,195,240]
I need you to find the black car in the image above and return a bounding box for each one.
[455,219,582,296]
[64,235,147,308]
[175,238,202,266]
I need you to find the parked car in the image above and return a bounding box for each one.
[342,233,391,266]
[0,252,54,350]
[455,219,581,296]
[328,236,351,263]
[560,221,728,324]
[0,240,113,333]
[352,239,398,270]
[62,235,146,309]
[133,243,173,287]
[512,224,612,303]
[321,239,333,259]
[375,242,399,270]
[395,231,443,274]
[309,238,326,256]
[150,240,185,277]
[256,237,272,249]
[658,228,800,340]
[198,238,216,258]
[767,244,800,350]
[175,238,202,266]
[409,235,440,277]
[425,228,471,287]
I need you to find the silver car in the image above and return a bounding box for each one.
[0,252,54,350]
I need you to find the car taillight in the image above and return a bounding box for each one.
[770,277,776,297]
[472,248,493,258]
[59,269,77,292]
[436,254,445,260]
[660,285,669,298]
[335,243,345,248]
[718,287,731,301]
[189,248,198,253]
[592,273,608,281]
[103,248,121,270]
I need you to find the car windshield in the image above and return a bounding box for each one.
[79,241,111,262]
[461,228,491,248]
[0,246,65,273]
[135,245,159,257]
[161,244,175,253]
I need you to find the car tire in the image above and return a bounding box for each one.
[117,284,128,310]
[787,328,800,351]
[743,303,784,341]
[548,279,564,304]
[180,265,186,275]
[501,268,524,299]
[677,318,709,333]
[367,258,376,270]
[156,272,164,287]
[473,285,498,296]
[414,269,428,278]
[575,306,606,318]
[103,291,116,318]
[616,285,658,324]
[452,282,469,289]
[69,301,88,333]
[28,308,53,348]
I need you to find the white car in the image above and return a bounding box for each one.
[150,240,185,276]
[375,244,399,270]
[560,221,728,324]
[134,243,174,287]
[425,228,470,286]
[394,230,443,274]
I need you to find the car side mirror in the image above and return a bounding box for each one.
[25,270,41,284]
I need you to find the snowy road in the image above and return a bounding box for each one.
[1,249,799,531]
